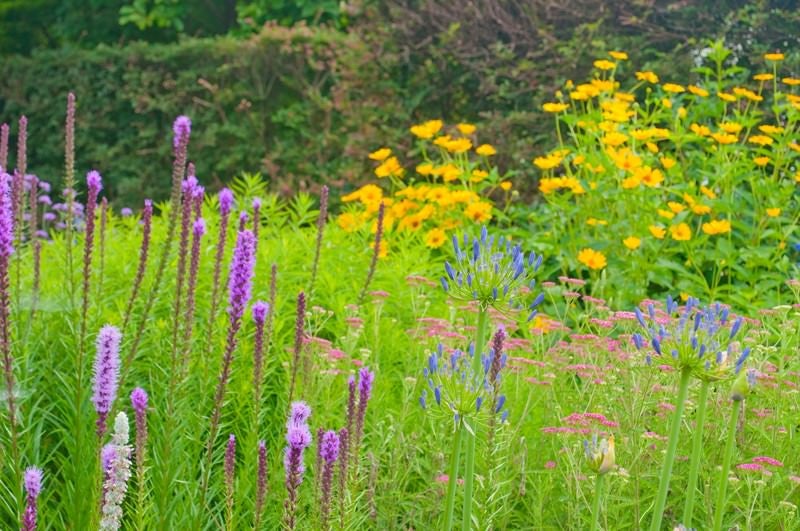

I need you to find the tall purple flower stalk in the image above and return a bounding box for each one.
[63,94,78,304]
[252,301,269,428]
[201,229,256,502]
[203,188,233,365]
[254,440,268,529]
[16,115,27,179]
[358,202,384,304]
[122,199,153,330]
[170,176,198,368]
[354,367,375,458]
[344,376,356,463]
[29,174,42,315]
[337,427,349,528]
[181,217,206,370]
[21,466,43,531]
[288,292,306,403]
[130,387,148,527]
[284,402,312,530]
[0,123,8,169]
[78,171,102,361]
[92,325,122,438]
[309,185,328,296]
[123,115,190,383]
[224,433,236,529]
[319,430,340,530]
[0,172,17,461]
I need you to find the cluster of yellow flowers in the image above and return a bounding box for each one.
[337,120,511,254]
[533,48,798,272]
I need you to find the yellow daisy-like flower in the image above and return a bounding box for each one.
[594,59,616,70]
[688,85,709,97]
[717,92,737,102]
[637,166,664,187]
[661,98,672,109]
[577,248,607,270]
[475,144,497,156]
[783,77,800,86]
[369,147,392,161]
[470,169,488,183]
[623,236,641,250]
[710,132,738,145]
[670,223,692,241]
[764,52,785,61]
[586,218,608,226]
[499,181,512,191]
[766,208,781,217]
[337,212,362,233]
[789,142,800,153]
[753,73,774,81]
[601,131,628,147]
[416,162,434,176]
[667,201,685,214]
[636,71,659,84]
[542,102,569,113]
[609,51,628,60]
[758,124,784,135]
[424,228,447,248]
[748,135,774,146]
[464,201,493,223]
[719,122,743,134]
[456,123,476,135]
[649,225,666,239]
[375,156,405,178]
[658,209,675,220]
[410,119,444,139]
[691,204,711,215]
[660,156,676,170]
[621,175,641,189]
[690,123,711,137]
[753,156,770,167]
[662,83,685,93]
[700,185,717,200]
[702,219,731,235]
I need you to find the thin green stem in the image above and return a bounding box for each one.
[444,420,464,531]
[713,401,741,531]
[682,380,710,526]
[591,473,605,531]
[650,368,692,531]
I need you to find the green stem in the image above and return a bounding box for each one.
[712,401,741,531]
[591,473,605,531]
[650,368,692,531]
[444,420,464,531]
[682,380,710,526]
[461,306,490,530]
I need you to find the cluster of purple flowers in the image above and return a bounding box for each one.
[284,402,312,530]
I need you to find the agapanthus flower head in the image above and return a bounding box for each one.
[218,188,234,216]
[583,433,616,475]
[631,296,750,381]
[441,226,543,316]
[172,115,191,148]
[421,342,508,420]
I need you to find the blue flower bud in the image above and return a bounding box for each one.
[530,292,545,309]
[476,396,483,412]
[635,307,647,328]
[729,317,743,339]
[481,225,488,245]
[527,310,538,322]
[501,410,509,423]
[495,395,506,413]
[651,337,662,355]
[434,387,441,405]
[440,277,449,291]
[445,261,456,280]
[632,333,643,349]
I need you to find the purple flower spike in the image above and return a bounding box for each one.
[252,301,269,418]
[320,430,340,464]
[120,208,133,217]
[284,403,312,530]
[172,116,191,148]
[354,367,375,462]
[218,188,234,216]
[224,433,236,520]
[22,466,43,531]
[288,401,311,427]
[87,170,103,195]
[227,230,256,322]
[130,387,147,414]
[319,430,340,528]
[92,325,122,438]
[252,301,269,325]
[255,440,268,529]
[0,172,14,258]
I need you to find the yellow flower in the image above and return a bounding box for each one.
[662,83,685,93]
[690,123,711,136]
[621,175,641,189]
[375,156,405,178]
[753,73,774,81]
[636,71,659,84]
[667,201,685,214]
[609,51,628,60]
[416,162,434,176]
[717,92,737,102]
[424,228,447,248]
[499,181,512,191]
[608,147,641,172]
[601,131,628,147]
[577,248,607,270]
[700,186,717,200]
[533,151,566,170]
[337,212,361,232]
[342,184,383,204]
[753,156,770,167]
[410,120,443,139]
[719,122,743,134]
[586,218,608,226]
[688,85,709,97]
[733,87,762,102]
[370,240,388,259]
[658,209,675,220]
[441,137,472,154]
[691,204,711,215]
[637,166,664,187]
[702,219,731,235]
[456,123,476,135]
[758,124,784,135]
[789,142,800,153]
[748,135,774,146]
[764,52,785,61]
[710,132,738,145]
[470,169,488,183]
[464,201,493,223]
[436,164,461,182]
[782,77,800,86]
[594,59,616,70]
[623,236,641,250]
[649,225,666,239]
[766,208,781,217]
[398,212,425,231]
[646,142,659,154]
[369,147,392,161]
[391,199,417,218]
[661,98,673,109]
[660,156,676,170]
[542,102,569,113]
[670,222,692,241]
[475,144,497,156]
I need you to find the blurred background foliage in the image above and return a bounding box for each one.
[0,0,798,205]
